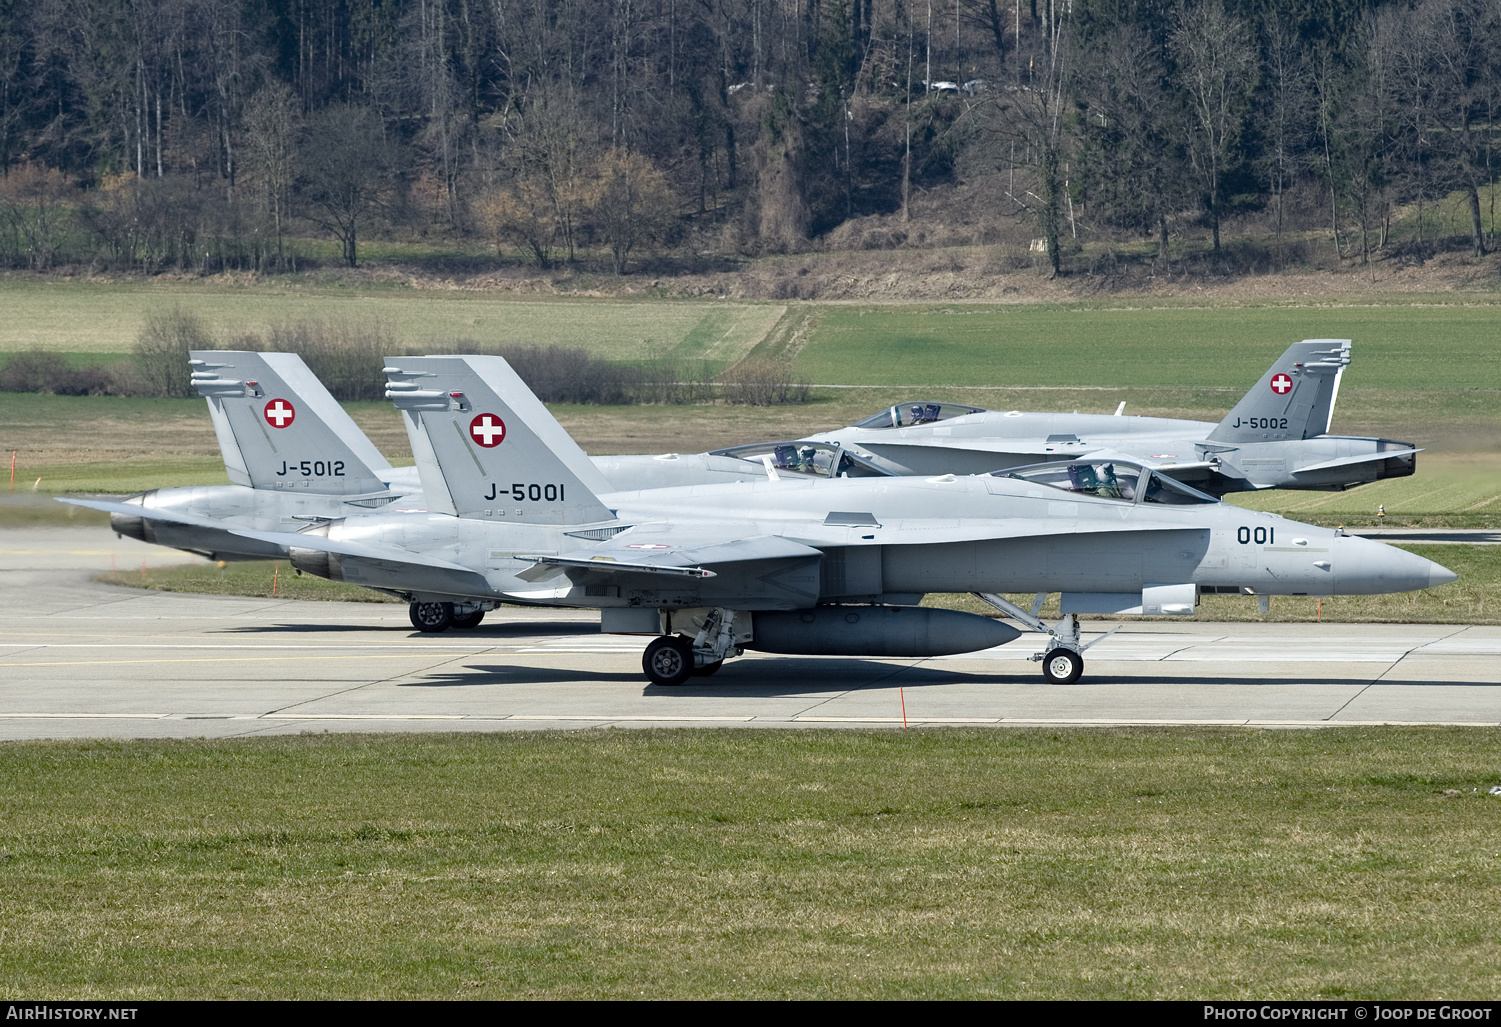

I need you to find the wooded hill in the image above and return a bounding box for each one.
[0,0,1496,275]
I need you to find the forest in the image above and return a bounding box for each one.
[0,0,1496,275]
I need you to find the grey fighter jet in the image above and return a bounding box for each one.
[788,339,1417,495]
[61,349,865,629]
[65,350,427,560]
[229,355,1454,687]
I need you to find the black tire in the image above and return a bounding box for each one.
[643,635,695,687]
[1041,647,1083,685]
[692,660,723,677]
[451,609,485,630]
[410,601,453,633]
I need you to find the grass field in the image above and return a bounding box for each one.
[0,279,787,365]
[2,729,1499,999]
[791,302,1501,390]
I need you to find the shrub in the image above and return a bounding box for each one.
[133,308,212,397]
[0,350,114,395]
[718,359,810,406]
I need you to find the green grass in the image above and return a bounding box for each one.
[2,729,1500,999]
[0,279,786,363]
[792,302,1501,389]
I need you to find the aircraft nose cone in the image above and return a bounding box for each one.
[1428,560,1459,589]
[1332,535,1457,595]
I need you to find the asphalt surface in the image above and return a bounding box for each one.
[3,526,1499,740]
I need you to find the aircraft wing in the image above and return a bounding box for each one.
[803,518,1213,548]
[516,532,824,583]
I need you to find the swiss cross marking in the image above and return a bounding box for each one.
[1269,373,1293,395]
[469,413,506,447]
[264,399,296,428]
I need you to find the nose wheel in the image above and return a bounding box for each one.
[1041,647,1083,684]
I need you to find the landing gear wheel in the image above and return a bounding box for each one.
[692,660,723,677]
[1041,647,1083,685]
[451,609,485,630]
[643,635,695,687]
[409,601,454,633]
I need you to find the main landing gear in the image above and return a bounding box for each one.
[642,609,742,686]
[408,601,488,633]
[972,593,1119,685]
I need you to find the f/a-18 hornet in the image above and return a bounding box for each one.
[226,355,1454,687]
[61,349,883,629]
[66,338,1413,579]
[785,339,1418,495]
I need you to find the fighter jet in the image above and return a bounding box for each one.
[794,340,1418,495]
[61,349,879,629]
[58,352,500,629]
[64,351,428,551]
[226,355,1455,687]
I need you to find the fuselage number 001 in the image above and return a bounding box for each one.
[485,482,566,502]
[1237,526,1273,545]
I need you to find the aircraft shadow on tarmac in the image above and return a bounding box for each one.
[407,659,1489,692]
[409,658,1012,693]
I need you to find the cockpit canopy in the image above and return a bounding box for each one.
[994,459,1219,505]
[710,441,891,479]
[851,401,987,430]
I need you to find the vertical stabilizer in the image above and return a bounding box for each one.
[1206,339,1351,444]
[189,351,392,496]
[384,355,615,525]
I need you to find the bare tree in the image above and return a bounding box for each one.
[1171,0,1257,257]
[241,81,300,269]
[1258,12,1315,268]
[1416,0,1498,256]
[591,148,678,273]
[475,175,560,268]
[1078,24,1185,265]
[297,104,395,267]
[980,7,1072,275]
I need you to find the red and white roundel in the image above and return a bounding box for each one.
[469,413,506,448]
[263,398,296,429]
[1269,373,1294,395]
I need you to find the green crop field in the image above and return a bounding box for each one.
[0,279,787,365]
[790,301,1501,390]
[3,729,1500,1000]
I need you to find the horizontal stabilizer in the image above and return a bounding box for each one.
[228,528,474,574]
[1291,448,1421,475]
[59,497,232,532]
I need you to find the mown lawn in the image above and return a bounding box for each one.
[1,729,1499,999]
